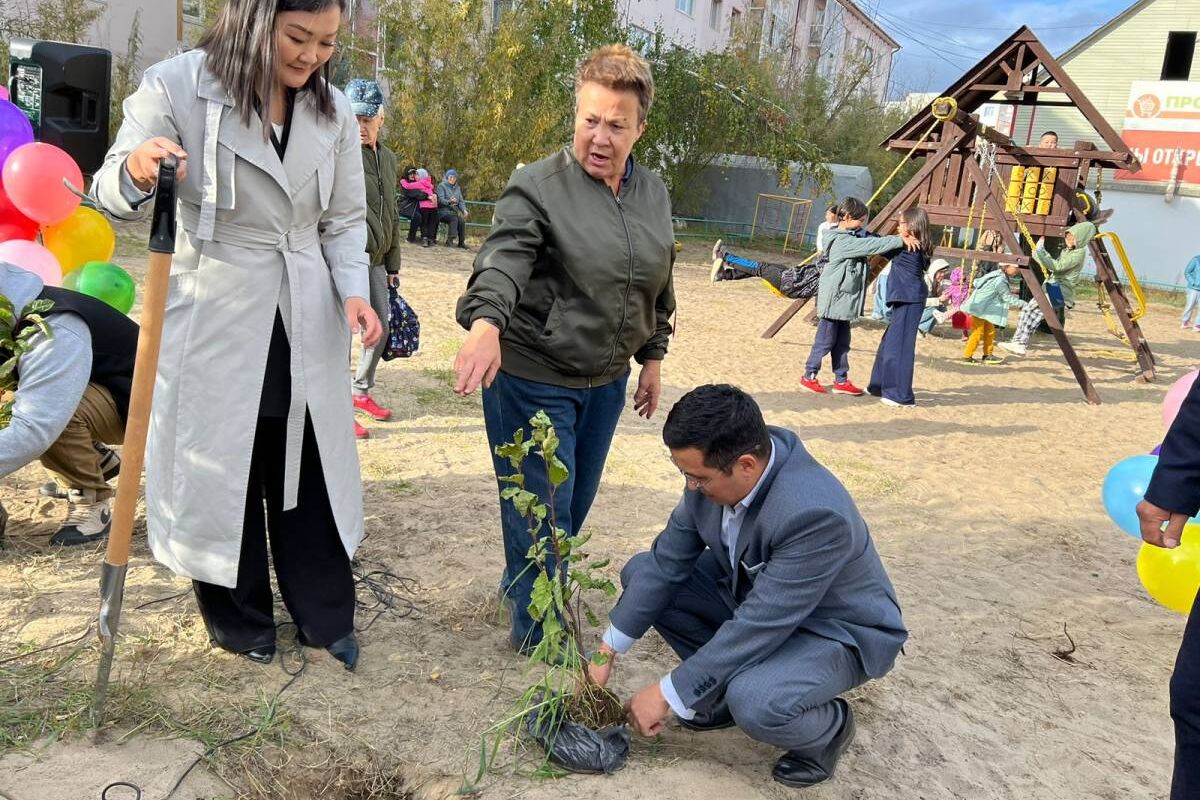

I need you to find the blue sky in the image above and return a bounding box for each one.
[869,0,1135,97]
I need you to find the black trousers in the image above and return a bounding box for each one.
[193,413,355,652]
[1172,589,1200,799]
[421,207,440,242]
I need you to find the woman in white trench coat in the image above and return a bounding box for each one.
[91,0,382,670]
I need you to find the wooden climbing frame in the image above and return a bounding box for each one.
[761,26,1155,404]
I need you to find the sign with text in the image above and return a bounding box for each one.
[1115,80,1200,184]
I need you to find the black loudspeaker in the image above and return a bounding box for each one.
[7,38,111,174]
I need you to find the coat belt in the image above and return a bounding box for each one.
[179,205,319,511]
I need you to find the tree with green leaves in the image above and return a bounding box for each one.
[465,410,626,787]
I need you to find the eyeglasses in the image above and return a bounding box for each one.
[677,449,756,490]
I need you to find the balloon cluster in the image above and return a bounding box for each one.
[1101,369,1200,614]
[0,96,135,314]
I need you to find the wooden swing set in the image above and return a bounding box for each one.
[760,27,1154,404]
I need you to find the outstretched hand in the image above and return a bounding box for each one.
[454,319,502,395]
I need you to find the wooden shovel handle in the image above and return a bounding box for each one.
[102,157,177,568]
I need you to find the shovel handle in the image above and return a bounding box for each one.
[102,156,178,568]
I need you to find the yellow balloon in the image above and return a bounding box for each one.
[1137,525,1200,614]
[41,206,115,273]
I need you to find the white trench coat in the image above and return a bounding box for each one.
[92,50,370,588]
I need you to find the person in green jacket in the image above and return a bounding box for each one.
[452,44,675,655]
[346,78,402,439]
[801,197,919,396]
[999,221,1097,356]
[960,263,1025,364]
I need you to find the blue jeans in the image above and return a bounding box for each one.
[872,273,890,321]
[868,301,921,405]
[805,318,851,382]
[1183,289,1200,326]
[482,368,629,651]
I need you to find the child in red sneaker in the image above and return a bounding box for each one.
[801,197,919,396]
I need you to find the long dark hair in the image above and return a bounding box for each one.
[901,207,934,258]
[197,0,345,129]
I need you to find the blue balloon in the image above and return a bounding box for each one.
[1102,455,1160,538]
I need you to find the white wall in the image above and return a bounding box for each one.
[89,0,187,70]
[622,0,744,52]
[1097,188,1200,286]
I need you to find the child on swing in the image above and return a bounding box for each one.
[802,197,920,395]
[867,207,935,406]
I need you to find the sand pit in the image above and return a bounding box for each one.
[0,238,1191,799]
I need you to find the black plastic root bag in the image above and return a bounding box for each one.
[525,698,630,774]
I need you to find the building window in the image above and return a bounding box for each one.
[182,0,203,23]
[629,25,653,51]
[675,0,694,17]
[1162,31,1197,80]
[709,0,722,29]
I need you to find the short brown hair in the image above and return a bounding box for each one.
[574,44,655,124]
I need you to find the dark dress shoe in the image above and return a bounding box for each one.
[678,706,736,732]
[298,630,360,671]
[772,699,856,788]
[211,640,275,665]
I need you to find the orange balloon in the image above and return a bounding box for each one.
[42,206,115,272]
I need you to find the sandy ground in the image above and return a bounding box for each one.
[0,238,1194,799]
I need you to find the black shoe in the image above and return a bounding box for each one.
[298,630,360,671]
[771,699,856,788]
[457,243,469,250]
[422,239,433,248]
[212,640,275,665]
[678,706,736,732]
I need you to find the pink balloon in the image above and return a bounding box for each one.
[1163,369,1200,430]
[0,239,62,286]
[1,142,83,225]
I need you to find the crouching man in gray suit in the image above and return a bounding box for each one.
[589,384,907,788]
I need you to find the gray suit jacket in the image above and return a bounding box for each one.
[609,427,907,711]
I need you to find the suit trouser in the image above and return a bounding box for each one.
[192,413,355,652]
[352,264,389,394]
[622,549,866,756]
[39,383,125,502]
[868,301,921,405]
[1172,588,1200,799]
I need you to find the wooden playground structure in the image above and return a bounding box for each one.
[761,27,1154,404]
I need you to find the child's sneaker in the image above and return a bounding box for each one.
[982,355,1005,365]
[710,239,727,282]
[998,341,1027,356]
[799,376,826,394]
[961,357,981,365]
[831,380,866,396]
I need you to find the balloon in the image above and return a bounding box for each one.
[0,240,62,286]
[71,261,136,314]
[1164,370,1200,430]
[1137,528,1200,614]
[0,173,38,242]
[1151,444,1163,456]
[62,269,79,291]
[0,100,34,172]
[1103,455,1161,538]
[1,142,83,225]
[42,206,116,272]
[0,87,9,102]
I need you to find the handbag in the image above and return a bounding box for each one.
[382,284,420,360]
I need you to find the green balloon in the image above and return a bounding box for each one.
[62,269,80,291]
[72,260,135,314]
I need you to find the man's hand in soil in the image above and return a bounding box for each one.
[454,319,501,394]
[588,644,617,688]
[625,682,670,737]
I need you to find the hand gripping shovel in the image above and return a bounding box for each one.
[92,155,178,726]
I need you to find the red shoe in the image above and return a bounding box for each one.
[799,376,827,394]
[354,421,370,440]
[352,393,392,421]
[831,380,865,396]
